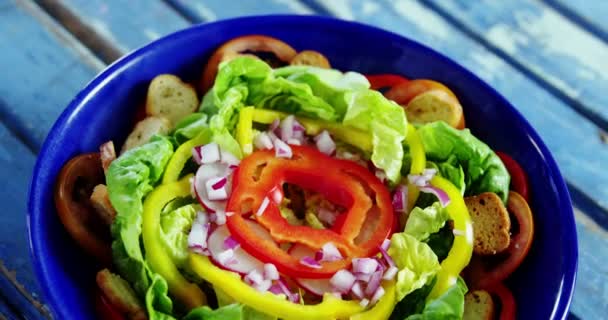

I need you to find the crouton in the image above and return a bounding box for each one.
[405,89,465,129]
[464,290,495,320]
[290,50,331,68]
[465,192,511,255]
[146,74,199,125]
[96,269,147,320]
[90,184,116,226]
[120,116,171,154]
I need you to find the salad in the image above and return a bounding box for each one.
[54,35,535,320]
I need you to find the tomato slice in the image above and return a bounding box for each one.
[467,191,534,289]
[55,153,112,265]
[486,283,516,320]
[496,151,530,202]
[365,74,409,90]
[95,290,126,320]
[200,35,297,92]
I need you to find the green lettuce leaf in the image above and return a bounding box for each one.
[160,203,199,268]
[389,278,436,320]
[203,57,407,182]
[404,202,449,241]
[215,289,277,320]
[405,278,467,320]
[107,135,175,316]
[183,304,244,320]
[427,156,466,195]
[172,113,209,145]
[424,225,454,262]
[389,232,441,301]
[417,121,510,203]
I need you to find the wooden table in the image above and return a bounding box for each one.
[1,0,607,319]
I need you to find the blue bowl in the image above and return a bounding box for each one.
[28,15,577,319]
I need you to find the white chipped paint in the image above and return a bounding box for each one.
[273,0,314,14]
[321,0,355,20]
[514,8,608,80]
[143,29,161,41]
[486,23,529,55]
[88,18,128,53]
[469,51,506,82]
[361,0,380,15]
[392,0,449,40]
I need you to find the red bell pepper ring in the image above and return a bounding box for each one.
[226,145,395,279]
[365,74,409,90]
[495,151,530,202]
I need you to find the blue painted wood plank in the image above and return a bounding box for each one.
[0,0,102,152]
[56,0,190,52]
[425,0,608,131]
[164,0,313,23]
[305,1,608,317]
[543,0,608,42]
[0,120,50,319]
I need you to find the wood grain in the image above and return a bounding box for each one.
[425,0,608,132]
[542,0,608,41]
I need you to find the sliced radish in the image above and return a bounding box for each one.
[295,277,335,297]
[208,225,264,274]
[193,163,232,213]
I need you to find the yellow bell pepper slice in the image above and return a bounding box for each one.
[350,281,396,320]
[251,109,373,152]
[188,254,364,320]
[403,124,426,224]
[142,175,207,309]
[236,106,254,156]
[427,176,473,300]
[162,130,212,184]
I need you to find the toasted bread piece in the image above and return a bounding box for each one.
[405,89,465,129]
[99,141,116,174]
[120,116,171,154]
[464,290,495,320]
[90,184,116,226]
[146,74,198,125]
[290,50,331,68]
[465,192,511,255]
[97,269,147,320]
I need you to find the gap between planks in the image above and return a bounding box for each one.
[34,0,123,64]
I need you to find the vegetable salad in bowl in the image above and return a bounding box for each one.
[53,35,534,320]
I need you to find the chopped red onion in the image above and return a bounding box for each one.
[194,163,231,213]
[223,236,240,250]
[318,208,338,226]
[199,143,221,164]
[318,242,343,262]
[220,149,240,167]
[211,176,227,190]
[254,132,274,150]
[378,246,396,268]
[392,185,408,213]
[315,130,336,155]
[419,185,451,207]
[225,211,235,217]
[331,292,342,299]
[359,298,370,308]
[205,174,228,200]
[293,119,305,132]
[287,138,302,145]
[290,293,301,303]
[268,186,283,204]
[269,284,284,295]
[215,211,227,225]
[422,168,437,180]
[273,138,293,158]
[192,146,203,165]
[375,169,387,182]
[280,115,295,141]
[270,118,280,132]
[208,225,264,273]
[256,197,270,217]
[352,258,379,275]
[196,211,209,225]
[370,286,386,305]
[330,270,356,294]
[355,272,372,283]
[300,256,322,269]
[264,263,279,280]
[253,279,272,292]
[188,222,210,250]
[365,271,383,296]
[216,249,235,266]
[350,281,365,300]
[381,239,391,252]
[267,131,279,143]
[245,269,264,285]
[383,266,398,281]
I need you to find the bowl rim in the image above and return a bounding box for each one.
[27,14,577,319]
